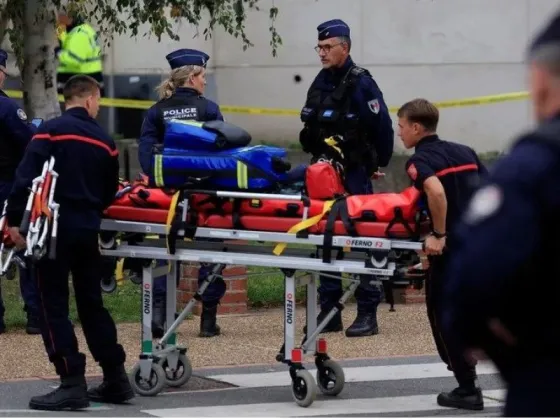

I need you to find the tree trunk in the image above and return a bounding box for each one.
[22,0,61,120]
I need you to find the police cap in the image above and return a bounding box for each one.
[0,49,7,68]
[317,19,350,41]
[166,48,209,70]
[530,8,560,52]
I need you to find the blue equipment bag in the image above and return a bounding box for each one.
[151,145,292,191]
[164,119,252,151]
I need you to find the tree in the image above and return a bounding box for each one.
[0,0,282,120]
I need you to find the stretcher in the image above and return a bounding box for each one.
[97,178,429,407]
[0,156,60,279]
[0,158,429,408]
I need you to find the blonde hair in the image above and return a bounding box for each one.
[156,65,205,99]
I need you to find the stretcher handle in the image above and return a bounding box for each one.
[185,189,310,203]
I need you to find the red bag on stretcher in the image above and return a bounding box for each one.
[345,187,421,222]
[305,161,346,200]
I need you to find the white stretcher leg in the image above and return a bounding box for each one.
[283,269,297,362]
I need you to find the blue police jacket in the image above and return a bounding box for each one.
[441,114,560,376]
[6,107,119,231]
[0,90,36,182]
[137,87,224,175]
[405,134,488,239]
[300,56,394,169]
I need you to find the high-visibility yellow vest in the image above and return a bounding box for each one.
[57,23,102,75]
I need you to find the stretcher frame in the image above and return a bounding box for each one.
[99,190,425,408]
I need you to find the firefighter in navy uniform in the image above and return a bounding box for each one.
[6,75,133,411]
[300,19,394,337]
[0,48,41,335]
[397,98,488,411]
[442,10,560,417]
[137,48,226,339]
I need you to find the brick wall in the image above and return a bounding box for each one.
[177,263,248,316]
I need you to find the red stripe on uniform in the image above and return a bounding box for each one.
[436,164,478,177]
[33,133,118,157]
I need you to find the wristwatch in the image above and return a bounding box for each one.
[431,230,447,239]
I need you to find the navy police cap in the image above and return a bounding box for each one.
[530,9,560,52]
[317,19,350,41]
[166,48,209,70]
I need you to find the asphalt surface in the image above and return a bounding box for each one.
[0,355,506,417]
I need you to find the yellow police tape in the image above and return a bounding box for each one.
[4,89,530,115]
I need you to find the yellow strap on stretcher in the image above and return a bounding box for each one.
[324,136,344,158]
[115,258,125,286]
[273,200,335,256]
[236,161,248,189]
[165,191,182,255]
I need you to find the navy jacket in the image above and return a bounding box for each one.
[6,107,119,231]
[137,87,223,175]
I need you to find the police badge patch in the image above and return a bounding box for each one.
[463,184,503,225]
[17,108,27,121]
[367,99,380,114]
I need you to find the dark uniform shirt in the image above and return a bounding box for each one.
[137,87,223,175]
[6,107,119,231]
[442,115,560,376]
[405,134,488,239]
[0,90,36,182]
[300,56,394,171]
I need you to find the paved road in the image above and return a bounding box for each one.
[0,355,505,417]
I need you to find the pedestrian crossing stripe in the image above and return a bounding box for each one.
[143,389,506,417]
[205,361,499,389]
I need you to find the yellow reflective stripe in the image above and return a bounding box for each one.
[154,155,164,187]
[237,161,248,189]
[272,200,335,255]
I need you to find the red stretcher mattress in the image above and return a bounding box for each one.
[103,182,430,239]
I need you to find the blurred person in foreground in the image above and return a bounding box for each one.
[442,9,560,417]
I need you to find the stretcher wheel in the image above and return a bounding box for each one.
[158,353,193,388]
[100,275,117,293]
[291,369,316,408]
[129,274,142,285]
[130,361,166,397]
[316,359,345,396]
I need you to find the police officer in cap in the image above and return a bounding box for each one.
[397,98,488,410]
[0,48,41,335]
[7,75,133,410]
[137,48,226,339]
[300,19,394,337]
[442,10,560,417]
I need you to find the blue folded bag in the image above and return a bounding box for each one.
[163,119,252,151]
[151,145,292,191]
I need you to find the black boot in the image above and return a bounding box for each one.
[0,321,5,334]
[437,386,484,410]
[29,375,89,411]
[152,297,165,339]
[87,364,135,404]
[199,302,221,337]
[345,311,379,337]
[303,309,343,334]
[26,313,41,335]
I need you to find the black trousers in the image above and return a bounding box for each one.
[34,228,126,378]
[426,252,477,387]
[504,362,560,416]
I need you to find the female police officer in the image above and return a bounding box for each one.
[137,48,225,339]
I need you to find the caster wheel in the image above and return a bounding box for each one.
[130,361,166,396]
[158,353,193,388]
[129,274,142,285]
[99,237,115,249]
[316,359,345,396]
[291,369,316,408]
[100,276,117,293]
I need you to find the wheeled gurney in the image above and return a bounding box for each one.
[97,179,429,407]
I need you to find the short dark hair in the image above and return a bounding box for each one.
[62,75,100,102]
[529,42,560,77]
[397,98,439,132]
